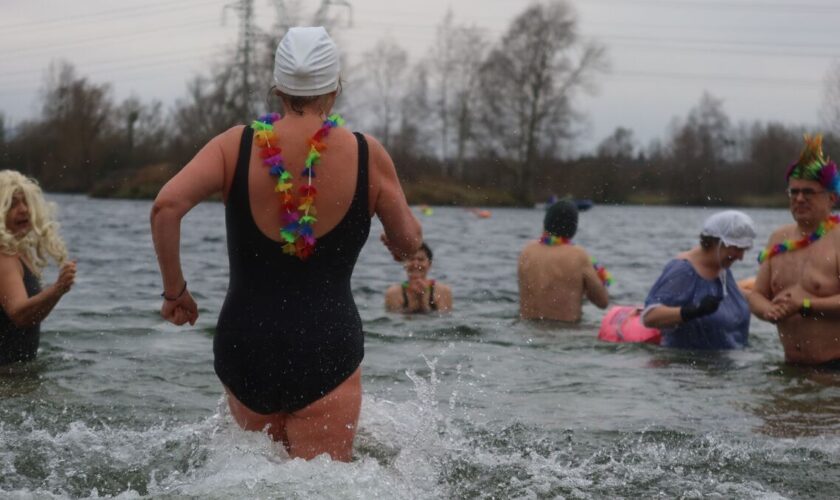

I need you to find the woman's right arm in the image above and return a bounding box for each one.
[151,127,238,325]
[641,259,694,328]
[0,256,75,327]
[366,134,422,260]
[642,305,684,328]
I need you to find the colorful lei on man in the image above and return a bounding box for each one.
[785,134,840,195]
[757,214,840,263]
[251,112,345,260]
[539,231,615,287]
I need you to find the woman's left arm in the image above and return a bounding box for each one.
[151,127,239,325]
[436,284,453,312]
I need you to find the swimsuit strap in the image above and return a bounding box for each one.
[400,280,437,311]
[230,125,254,211]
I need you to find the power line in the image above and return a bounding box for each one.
[0,54,228,97]
[582,0,840,12]
[0,47,229,80]
[0,48,228,87]
[0,19,222,60]
[0,0,223,33]
[609,69,821,88]
[348,19,840,52]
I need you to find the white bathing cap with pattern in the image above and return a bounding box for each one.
[273,26,340,96]
[701,210,756,249]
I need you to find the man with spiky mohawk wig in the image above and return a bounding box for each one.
[0,170,76,366]
[749,135,840,366]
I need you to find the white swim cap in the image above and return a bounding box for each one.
[700,210,756,249]
[273,26,340,97]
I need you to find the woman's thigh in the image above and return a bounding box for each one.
[286,367,362,461]
[224,386,289,443]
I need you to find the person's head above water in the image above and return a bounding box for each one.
[699,210,756,250]
[785,134,840,195]
[273,26,340,97]
[0,170,67,274]
[543,200,578,239]
[403,242,433,279]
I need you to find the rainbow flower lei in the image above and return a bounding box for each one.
[251,112,344,260]
[757,214,840,263]
[539,231,615,287]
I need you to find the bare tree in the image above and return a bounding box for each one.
[391,63,432,167]
[667,92,733,203]
[821,60,840,136]
[473,0,606,205]
[38,61,112,189]
[362,37,409,149]
[428,10,457,170]
[597,127,636,160]
[449,25,487,180]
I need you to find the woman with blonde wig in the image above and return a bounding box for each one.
[0,170,75,366]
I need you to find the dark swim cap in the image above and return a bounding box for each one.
[543,200,578,239]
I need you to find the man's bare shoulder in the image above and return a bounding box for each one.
[767,223,798,245]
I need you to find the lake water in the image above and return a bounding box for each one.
[2,195,839,499]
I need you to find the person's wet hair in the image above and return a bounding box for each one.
[543,200,578,239]
[419,242,433,262]
[699,235,721,249]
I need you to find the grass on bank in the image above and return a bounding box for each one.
[85,166,791,209]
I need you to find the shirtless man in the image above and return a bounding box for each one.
[518,200,609,321]
[749,135,840,365]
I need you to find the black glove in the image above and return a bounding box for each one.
[680,295,722,322]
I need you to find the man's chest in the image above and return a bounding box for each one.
[771,244,840,295]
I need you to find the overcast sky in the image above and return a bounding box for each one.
[2,0,838,152]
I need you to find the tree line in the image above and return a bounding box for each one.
[1,0,838,206]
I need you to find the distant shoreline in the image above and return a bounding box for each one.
[42,165,790,209]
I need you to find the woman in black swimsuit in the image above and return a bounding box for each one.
[0,170,75,367]
[151,27,421,461]
[385,242,452,313]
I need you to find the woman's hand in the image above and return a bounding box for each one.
[407,277,430,299]
[160,289,198,326]
[54,261,76,295]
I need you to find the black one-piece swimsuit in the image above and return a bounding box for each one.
[0,260,41,366]
[214,126,371,414]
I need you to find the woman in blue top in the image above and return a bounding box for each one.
[642,210,756,350]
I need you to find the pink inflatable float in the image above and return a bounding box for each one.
[598,305,661,344]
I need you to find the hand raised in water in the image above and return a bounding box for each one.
[680,294,722,322]
[54,260,76,295]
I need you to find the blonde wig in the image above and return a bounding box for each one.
[0,170,67,276]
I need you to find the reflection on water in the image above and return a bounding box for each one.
[1,196,838,498]
[0,359,46,398]
[752,364,840,438]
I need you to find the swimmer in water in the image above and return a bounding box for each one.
[518,200,610,322]
[0,171,75,366]
[642,210,756,350]
[151,27,421,461]
[385,242,452,313]
[748,135,840,367]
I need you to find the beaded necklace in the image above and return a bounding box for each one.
[539,231,615,287]
[757,214,840,263]
[251,112,344,260]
